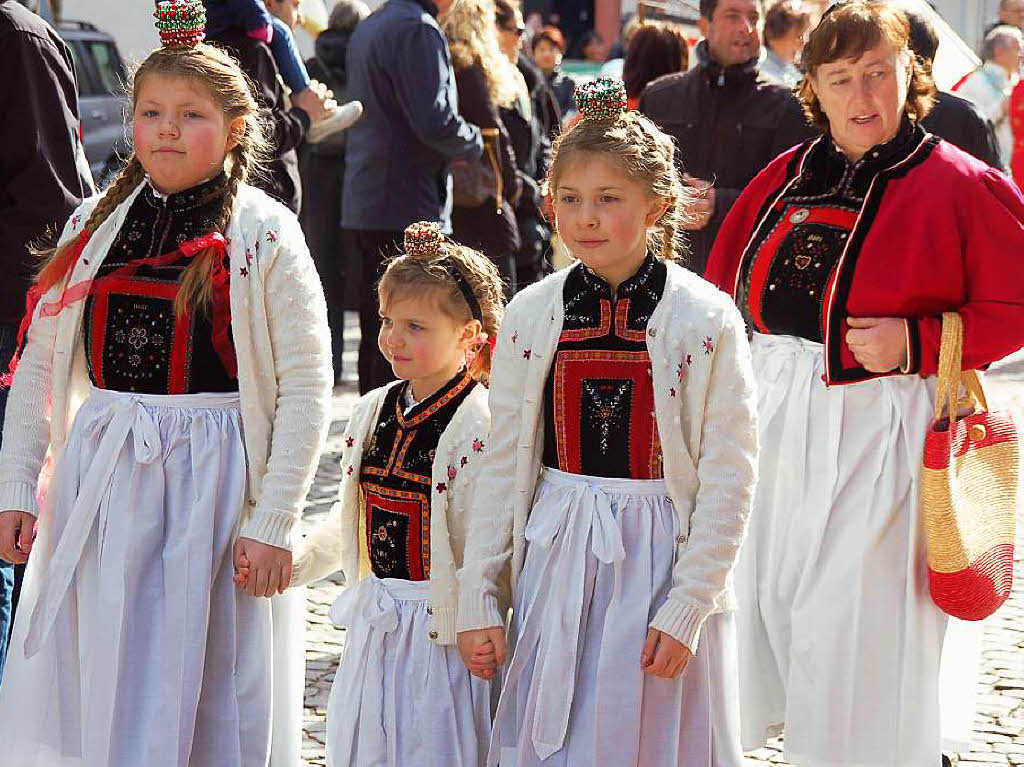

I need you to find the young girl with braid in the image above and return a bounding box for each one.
[456,78,757,766]
[264,221,504,766]
[0,3,332,764]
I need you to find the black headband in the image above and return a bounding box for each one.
[441,257,483,323]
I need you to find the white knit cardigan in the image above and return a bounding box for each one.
[290,380,491,646]
[0,181,333,551]
[456,261,759,652]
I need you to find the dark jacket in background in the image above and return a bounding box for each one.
[501,55,554,289]
[545,68,577,120]
[209,28,310,213]
[521,52,560,144]
[640,40,815,274]
[299,23,359,381]
[0,0,94,325]
[342,0,482,232]
[450,61,521,289]
[203,0,272,37]
[922,90,1004,171]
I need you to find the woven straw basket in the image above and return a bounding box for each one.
[922,312,1018,621]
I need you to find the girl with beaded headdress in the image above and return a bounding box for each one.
[456,78,755,766]
[0,2,332,764]
[258,221,504,766]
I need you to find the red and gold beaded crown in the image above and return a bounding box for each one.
[154,0,207,47]
[403,221,448,258]
[575,77,628,122]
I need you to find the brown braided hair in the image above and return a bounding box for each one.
[36,42,268,317]
[378,239,506,386]
[547,110,693,264]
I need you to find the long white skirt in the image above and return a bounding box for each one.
[326,575,492,766]
[0,387,273,766]
[491,468,744,767]
[738,333,979,767]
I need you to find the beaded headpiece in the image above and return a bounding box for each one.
[154,0,207,48]
[402,222,483,323]
[575,77,628,122]
[403,221,448,259]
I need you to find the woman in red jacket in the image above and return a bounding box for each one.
[705,3,1024,766]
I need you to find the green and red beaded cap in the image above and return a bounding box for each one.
[154,0,207,47]
[575,77,628,122]
[403,221,448,259]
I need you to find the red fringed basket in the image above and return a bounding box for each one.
[922,313,1018,621]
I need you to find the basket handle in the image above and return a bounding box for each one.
[934,312,989,423]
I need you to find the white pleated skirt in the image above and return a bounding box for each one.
[326,575,492,767]
[738,333,979,767]
[491,467,744,767]
[0,387,273,766]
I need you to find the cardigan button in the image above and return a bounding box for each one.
[247,499,257,507]
[676,534,687,544]
[426,606,433,615]
[428,630,438,640]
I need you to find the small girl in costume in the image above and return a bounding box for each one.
[278,222,504,766]
[0,2,332,765]
[456,78,757,767]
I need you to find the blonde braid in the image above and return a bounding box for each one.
[34,156,146,292]
[83,157,147,235]
[175,146,248,317]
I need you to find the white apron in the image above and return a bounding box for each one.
[326,575,492,767]
[491,468,744,767]
[737,333,979,767]
[0,387,273,766]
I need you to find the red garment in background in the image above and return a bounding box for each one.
[1010,79,1024,188]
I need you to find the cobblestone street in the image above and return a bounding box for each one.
[297,315,1024,766]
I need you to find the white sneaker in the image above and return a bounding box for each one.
[306,100,363,144]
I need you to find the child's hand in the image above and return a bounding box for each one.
[233,551,251,588]
[232,537,292,598]
[457,627,507,680]
[641,629,692,679]
[0,510,35,564]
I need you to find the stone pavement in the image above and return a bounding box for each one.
[297,315,1024,765]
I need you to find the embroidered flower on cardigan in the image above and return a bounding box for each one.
[346,466,353,476]
[523,349,532,359]
[245,249,254,266]
[346,436,355,448]
[266,229,279,243]
[436,482,447,493]
[448,465,458,480]
[72,214,81,229]
[472,439,484,452]
[686,353,693,366]
[460,456,468,467]
[669,387,677,397]
[511,331,518,344]
[676,362,687,381]
[703,337,714,355]
[240,267,249,277]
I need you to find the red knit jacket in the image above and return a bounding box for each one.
[705,133,1024,385]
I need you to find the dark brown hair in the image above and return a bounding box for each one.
[764,0,810,44]
[532,25,566,53]
[798,1,935,132]
[622,21,690,100]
